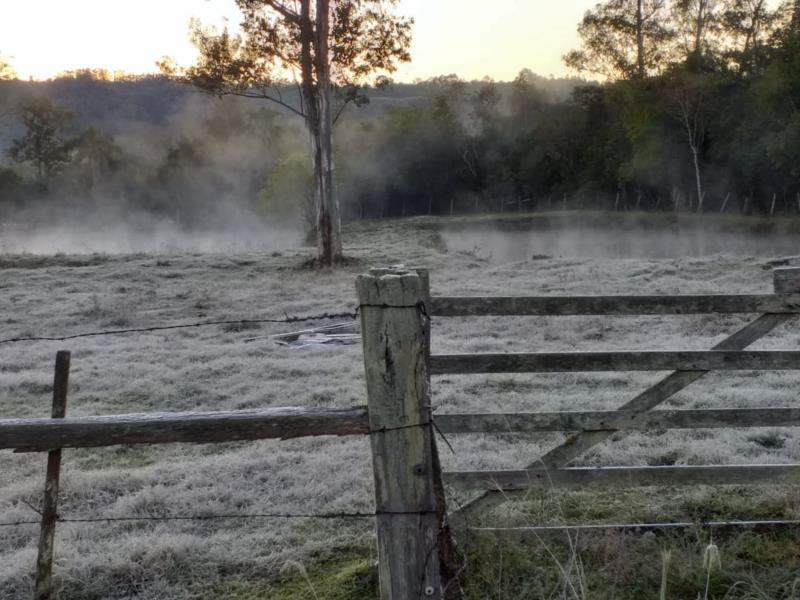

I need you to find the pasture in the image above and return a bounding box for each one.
[2,213,800,599]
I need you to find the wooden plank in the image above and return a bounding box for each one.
[469,520,800,541]
[431,350,800,375]
[357,267,444,600]
[430,294,800,317]
[445,464,800,492]
[0,406,370,451]
[34,350,70,600]
[449,311,791,525]
[434,408,800,434]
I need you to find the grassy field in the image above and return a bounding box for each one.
[2,213,800,598]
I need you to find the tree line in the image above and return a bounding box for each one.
[345,0,800,218]
[2,0,800,241]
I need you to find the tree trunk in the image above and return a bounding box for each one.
[793,0,800,35]
[720,192,731,214]
[694,0,708,56]
[636,0,646,78]
[312,0,341,266]
[298,0,341,267]
[692,146,704,212]
[679,93,705,214]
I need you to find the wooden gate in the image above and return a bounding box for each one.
[357,266,800,598]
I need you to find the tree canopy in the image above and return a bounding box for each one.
[9,97,75,182]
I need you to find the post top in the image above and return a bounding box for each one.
[774,267,800,294]
[368,264,410,277]
[357,266,425,307]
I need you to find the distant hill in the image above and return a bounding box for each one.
[0,72,590,135]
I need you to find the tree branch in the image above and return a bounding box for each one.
[198,86,306,119]
[262,1,303,25]
[332,97,352,124]
[249,90,307,119]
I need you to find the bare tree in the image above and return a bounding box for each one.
[668,71,710,211]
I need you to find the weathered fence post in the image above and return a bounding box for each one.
[774,267,800,294]
[357,267,445,599]
[34,350,70,600]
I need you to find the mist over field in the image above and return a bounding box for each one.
[441,214,800,261]
[0,212,301,254]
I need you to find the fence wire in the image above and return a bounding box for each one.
[0,310,360,345]
[0,508,442,529]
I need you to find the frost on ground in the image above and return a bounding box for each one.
[1,217,800,598]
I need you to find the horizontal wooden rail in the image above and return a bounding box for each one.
[467,520,800,540]
[429,294,800,317]
[430,350,800,374]
[435,408,800,433]
[0,406,370,451]
[444,464,800,491]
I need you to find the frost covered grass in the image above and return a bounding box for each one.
[2,214,800,598]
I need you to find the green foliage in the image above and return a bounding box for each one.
[9,96,75,181]
[212,554,376,600]
[331,4,800,217]
[456,486,800,600]
[0,52,14,80]
[260,153,313,223]
[6,1,800,221]
[67,127,122,192]
[165,0,413,115]
[0,165,22,203]
[564,0,675,80]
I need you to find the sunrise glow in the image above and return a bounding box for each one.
[1,0,599,81]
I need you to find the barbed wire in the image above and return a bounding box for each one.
[0,300,433,346]
[0,508,439,529]
[0,310,360,345]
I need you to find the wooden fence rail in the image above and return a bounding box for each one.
[431,293,800,316]
[0,406,369,451]
[434,407,800,433]
[431,350,800,374]
[444,464,800,491]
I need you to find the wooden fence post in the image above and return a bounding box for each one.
[774,267,800,294]
[357,267,445,599]
[34,350,70,600]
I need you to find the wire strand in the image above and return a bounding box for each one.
[0,299,432,345]
[0,508,440,528]
[0,311,359,345]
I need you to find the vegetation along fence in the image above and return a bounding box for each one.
[3,266,800,599]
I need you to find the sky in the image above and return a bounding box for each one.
[0,0,599,82]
